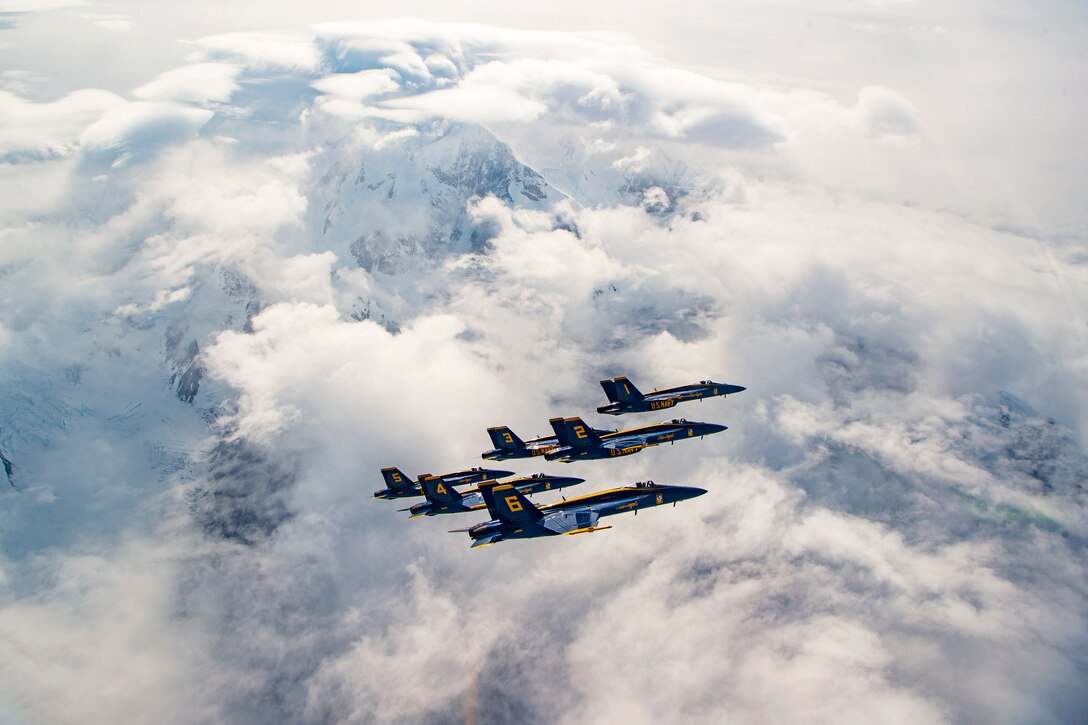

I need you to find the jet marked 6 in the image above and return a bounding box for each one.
[543,416,726,463]
[597,376,746,416]
[450,480,707,547]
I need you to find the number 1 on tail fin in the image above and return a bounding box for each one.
[612,376,644,402]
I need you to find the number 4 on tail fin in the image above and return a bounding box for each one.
[420,475,463,505]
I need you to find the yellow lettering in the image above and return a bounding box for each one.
[624,384,630,395]
[392,473,403,483]
[502,432,514,444]
[436,483,447,495]
[505,495,523,513]
[573,425,588,439]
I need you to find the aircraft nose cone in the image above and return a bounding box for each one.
[675,486,708,501]
[702,423,728,435]
[729,385,746,394]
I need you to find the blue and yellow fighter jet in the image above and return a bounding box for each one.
[373,466,514,499]
[597,376,746,415]
[481,423,613,461]
[405,473,586,517]
[450,479,707,547]
[543,415,726,462]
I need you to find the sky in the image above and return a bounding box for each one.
[0,2,1087,723]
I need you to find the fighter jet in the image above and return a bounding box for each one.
[373,466,515,499]
[405,473,586,517]
[450,479,707,547]
[543,415,726,462]
[597,376,746,415]
[481,424,613,461]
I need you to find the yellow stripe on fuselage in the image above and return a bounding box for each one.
[540,486,661,510]
[600,423,677,440]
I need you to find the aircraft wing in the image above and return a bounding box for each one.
[541,508,601,534]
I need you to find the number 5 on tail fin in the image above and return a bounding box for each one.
[381,467,414,491]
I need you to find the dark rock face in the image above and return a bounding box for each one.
[312,122,559,275]
[190,437,296,545]
[429,128,549,204]
[165,326,205,405]
[0,446,13,488]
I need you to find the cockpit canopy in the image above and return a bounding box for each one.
[632,480,656,489]
[669,418,689,424]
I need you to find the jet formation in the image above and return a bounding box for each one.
[374,374,745,547]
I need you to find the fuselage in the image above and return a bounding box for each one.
[467,482,707,544]
[481,434,560,461]
[597,381,746,415]
[545,419,726,462]
[408,474,585,516]
[373,466,515,499]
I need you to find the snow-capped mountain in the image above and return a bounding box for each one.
[309,121,559,274]
[2,18,1086,725]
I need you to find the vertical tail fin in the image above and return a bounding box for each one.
[613,377,644,402]
[381,467,414,491]
[479,480,502,520]
[420,475,463,505]
[560,417,602,447]
[549,417,570,446]
[600,379,621,403]
[487,426,525,450]
[487,482,543,523]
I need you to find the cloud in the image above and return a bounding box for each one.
[0,0,86,10]
[187,31,321,73]
[78,101,213,166]
[1,13,1087,725]
[133,63,241,104]
[0,88,124,161]
[854,85,919,137]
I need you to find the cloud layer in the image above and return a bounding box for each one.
[0,12,1086,725]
